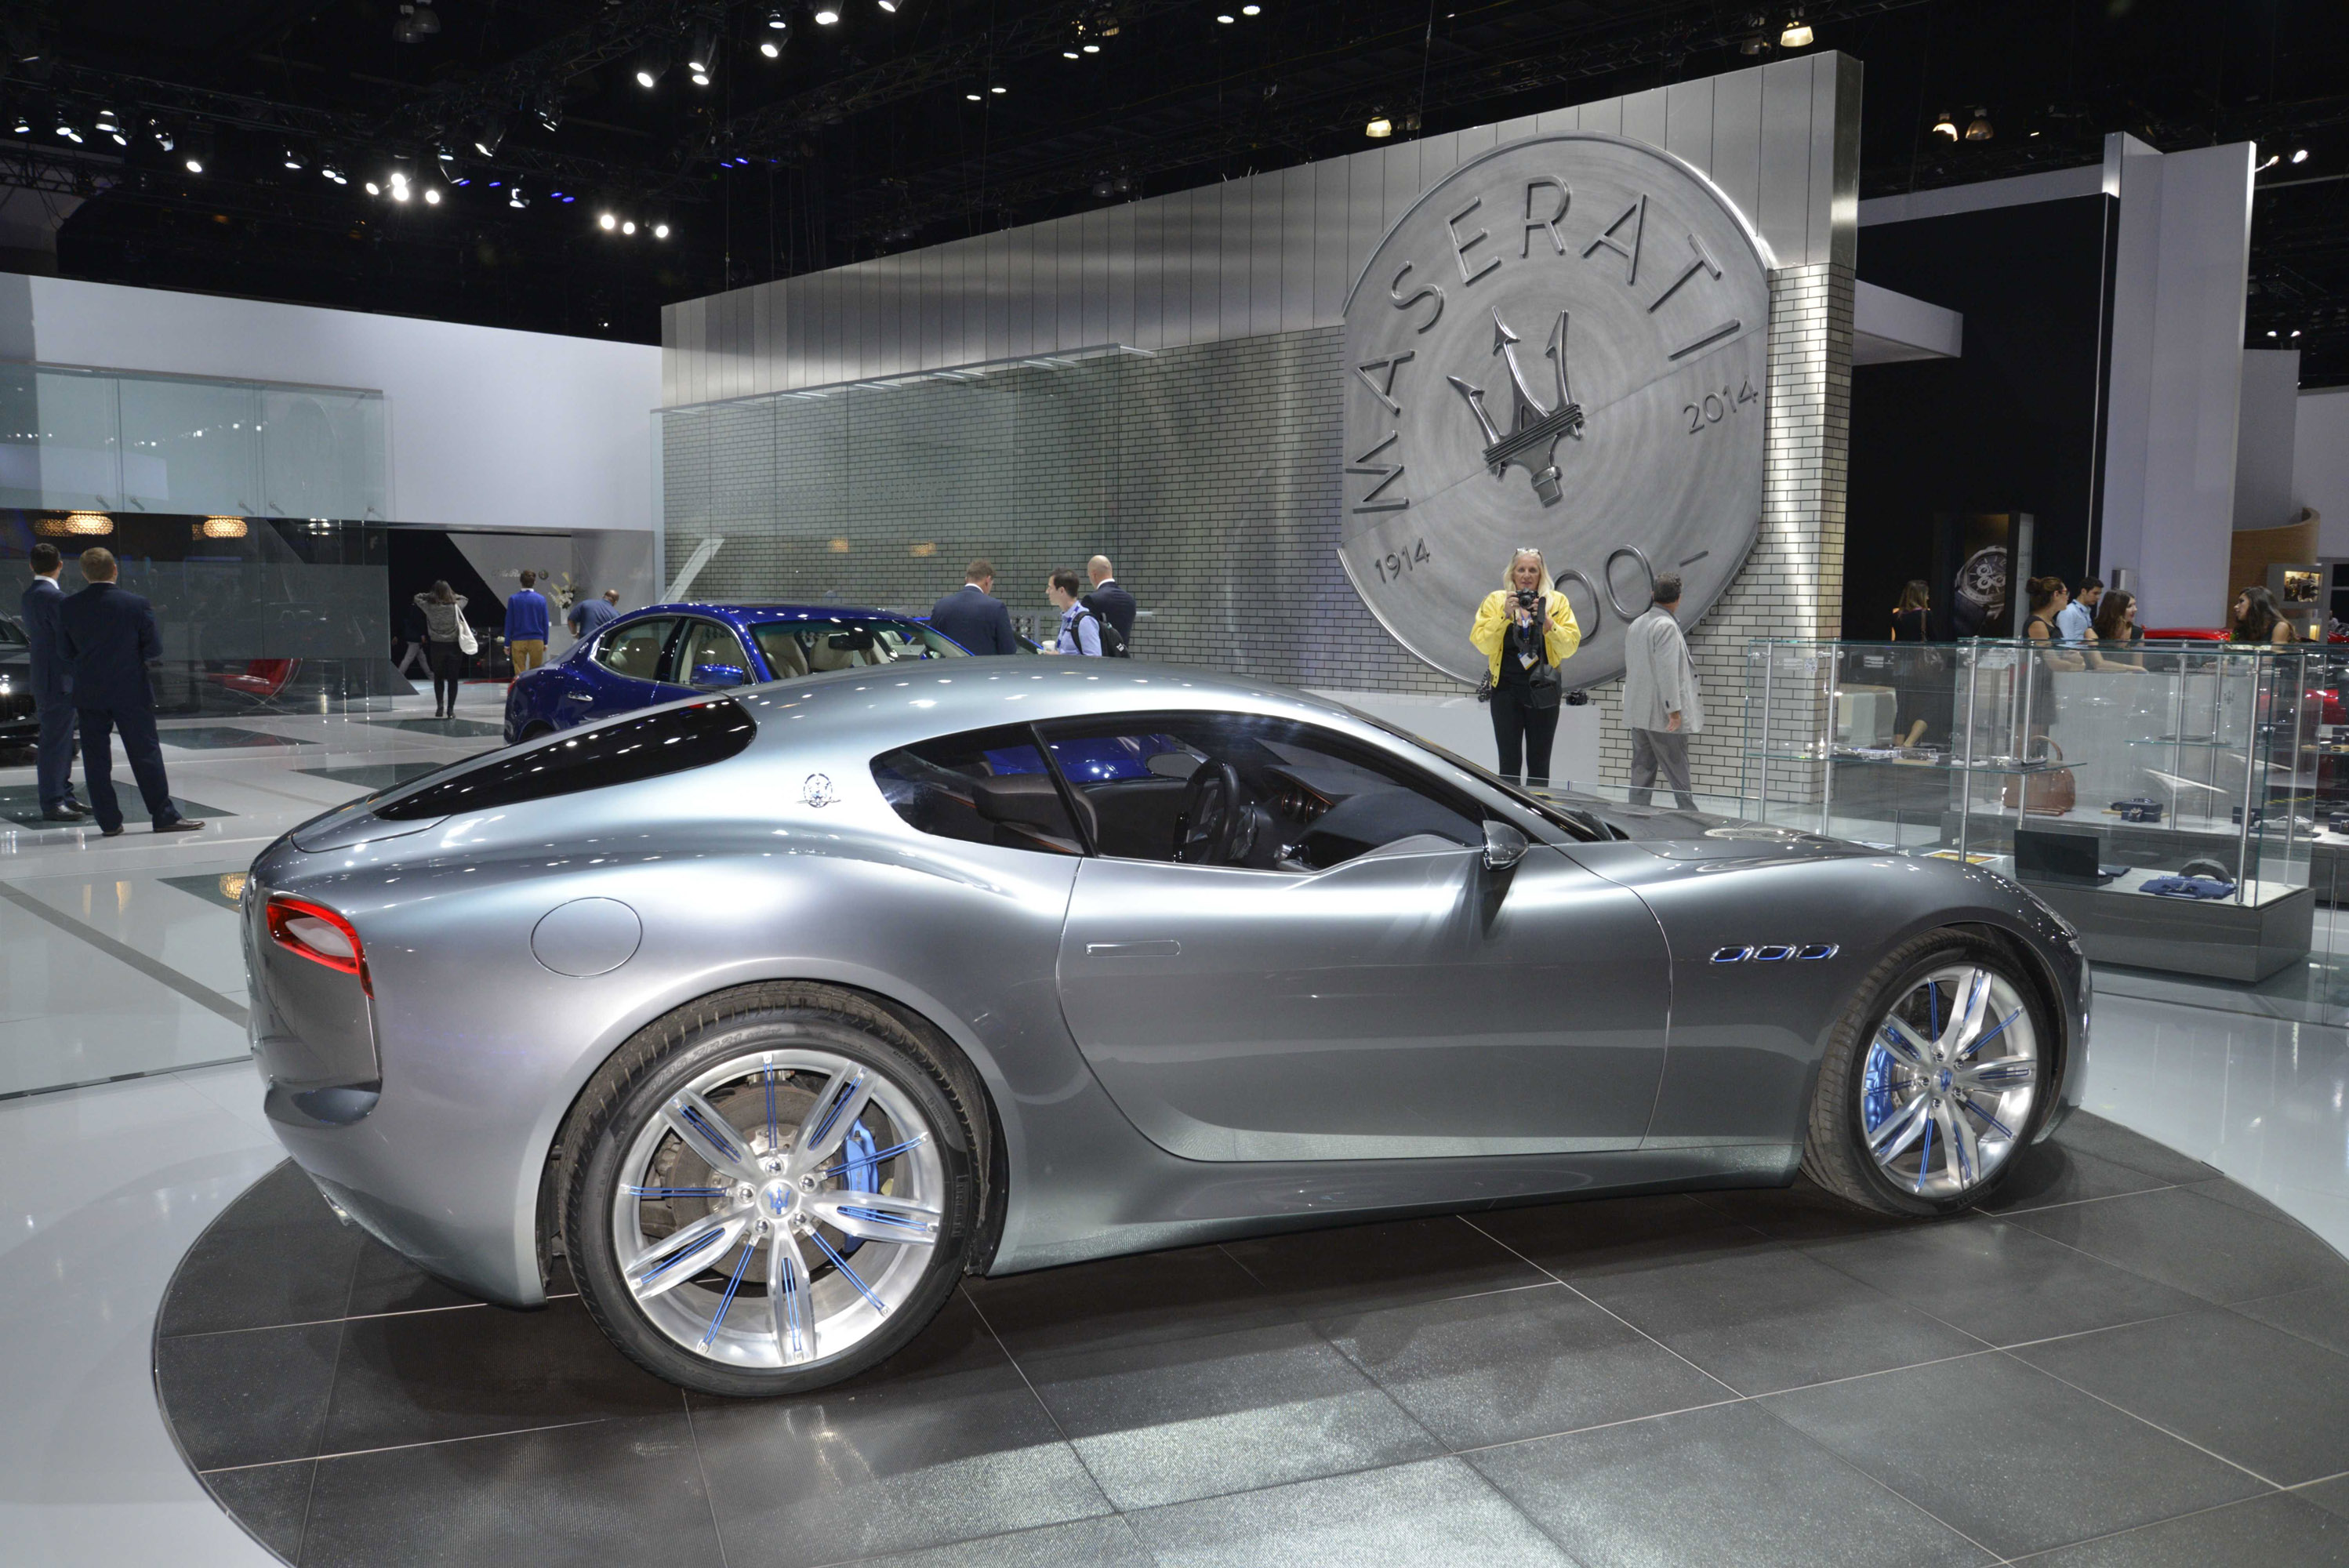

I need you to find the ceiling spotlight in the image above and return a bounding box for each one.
[1930,110,1958,140]
[2292,148,2310,164]
[599,212,617,230]
[879,0,899,11]
[423,187,442,205]
[1366,108,1392,139]
[473,118,505,157]
[365,180,381,195]
[55,121,82,143]
[2256,152,2281,172]
[1083,42,1099,51]
[686,27,719,73]
[181,130,212,174]
[1779,8,1812,47]
[1216,12,1234,21]
[654,223,670,238]
[990,84,1006,93]
[1964,107,1993,141]
[634,50,670,89]
[1064,48,1080,57]
[393,1,441,42]
[11,113,31,136]
[762,38,782,56]
[691,69,711,85]
[2269,330,2279,338]
[1242,3,1261,12]
[94,107,119,134]
[321,164,347,185]
[622,220,637,234]
[148,118,174,151]
[2294,328,2303,338]
[536,97,564,133]
[767,6,789,27]
[391,183,412,202]
[966,91,981,100]
[814,6,840,22]
[282,146,304,170]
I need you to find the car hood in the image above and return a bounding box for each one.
[1547,793,1864,863]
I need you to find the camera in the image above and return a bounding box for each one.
[1514,589,1540,609]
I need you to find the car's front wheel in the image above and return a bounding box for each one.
[564,985,983,1396]
[1802,931,2050,1216]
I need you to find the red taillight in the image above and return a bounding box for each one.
[267,895,372,996]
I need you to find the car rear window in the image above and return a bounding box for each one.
[377,700,756,819]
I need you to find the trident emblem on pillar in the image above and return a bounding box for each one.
[1447,307,1585,506]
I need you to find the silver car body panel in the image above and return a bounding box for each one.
[243,662,2089,1306]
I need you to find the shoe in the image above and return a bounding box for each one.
[59,799,90,818]
[100,824,124,837]
[152,818,206,834]
[41,808,82,822]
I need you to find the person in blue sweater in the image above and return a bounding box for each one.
[505,570,551,679]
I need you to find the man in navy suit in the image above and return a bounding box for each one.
[56,548,202,837]
[928,560,1022,655]
[1085,556,1136,654]
[20,543,89,821]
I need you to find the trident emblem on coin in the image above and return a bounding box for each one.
[1447,307,1585,506]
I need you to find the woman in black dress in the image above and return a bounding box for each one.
[1888,580,1944,746]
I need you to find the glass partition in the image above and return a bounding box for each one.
[1743,637,2318,982]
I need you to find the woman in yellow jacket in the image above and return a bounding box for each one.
[1471,548,1581,787]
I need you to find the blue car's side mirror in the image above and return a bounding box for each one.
[692,662,748,689]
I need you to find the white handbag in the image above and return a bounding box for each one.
[456,618,479,656]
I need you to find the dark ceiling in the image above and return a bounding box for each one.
[3,0,2344,380]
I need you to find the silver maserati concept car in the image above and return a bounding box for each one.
[244,662,2086,1395]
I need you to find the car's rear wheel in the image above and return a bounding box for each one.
[1802,931,2049,1216]
[564,985,982,1396]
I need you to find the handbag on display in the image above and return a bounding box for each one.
[1999,738,2076,816]
[456,619,480,657]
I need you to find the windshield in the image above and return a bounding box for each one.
[1337,704,1605,842]
[750,618,967,677]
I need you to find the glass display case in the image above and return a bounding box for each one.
[1741,637,2318,981]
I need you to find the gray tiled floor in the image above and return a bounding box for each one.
[156,1109,2349,1568]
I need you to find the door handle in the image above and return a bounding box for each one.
[1085,940,1181,957]
[562,692,594,702]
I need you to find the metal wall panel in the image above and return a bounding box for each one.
[661,57,1857,401]
[1665,77,1714,174]
[1710,68,1766,245]
[1757,57,1817,268]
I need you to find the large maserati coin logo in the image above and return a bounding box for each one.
[1341,132,1774,688]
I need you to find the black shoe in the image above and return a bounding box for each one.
[100,824,125,837]
[42,808,83,822]
[152,818,206,834]
[58,798,90,818]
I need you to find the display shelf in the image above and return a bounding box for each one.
[1742,637,2318,970]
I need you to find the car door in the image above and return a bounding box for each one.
[1047,712,1672,1162]
[658,616,758,696]
[573,615,681,725]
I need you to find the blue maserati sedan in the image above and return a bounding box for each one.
[503,603,982,744]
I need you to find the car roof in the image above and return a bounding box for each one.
[621,602,928,630]
[733,658,1377,760]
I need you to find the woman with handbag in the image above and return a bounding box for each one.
[1471,548,1581,787]
[412,580,472,720]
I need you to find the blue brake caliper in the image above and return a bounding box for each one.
[1861,1038,1897,1138]
[834,1120,879,1258]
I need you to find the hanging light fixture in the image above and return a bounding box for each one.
[472,118,505,157]
[1930,110,1959,140]
[634,49,670,89]
[1963,107,1994,142]
[1779,7,1812,47]
[1366,107,1393,139]
[814,6,840,23]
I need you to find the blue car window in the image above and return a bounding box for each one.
[873,724,1085,856]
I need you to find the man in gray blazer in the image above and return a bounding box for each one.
[19,543,88,820]
[1620,572,1702,811]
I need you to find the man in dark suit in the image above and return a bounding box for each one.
[56,548,202,837]
[20,543,89,821]
[928,559,1022,655]
[1085,556,1136,652]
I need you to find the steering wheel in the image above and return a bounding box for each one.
[1174,761,1245,864]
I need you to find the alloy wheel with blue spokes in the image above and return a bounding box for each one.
[609,1044,949,1374]
[1859,962,2041,1200]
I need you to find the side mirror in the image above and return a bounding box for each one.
[691,662,748,689]
[1483,819,1529,872]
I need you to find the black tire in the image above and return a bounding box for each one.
[563,983,984,1397]
[1801,930,2055,1218]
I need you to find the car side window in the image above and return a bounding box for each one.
[1038,713,1486,871]
[676,619,750,688]
[871,724,1086,857]
[594,617,677,682]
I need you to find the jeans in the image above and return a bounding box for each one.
[1628,727,1697,810]
[34,695,78,811]
[77,703,178,833]
[1490,684,1560,787]
[427,640,465,711]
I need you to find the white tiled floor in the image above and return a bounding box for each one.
[1,684,2345,1564]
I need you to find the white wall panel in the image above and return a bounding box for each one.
[663,57,1860,400]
